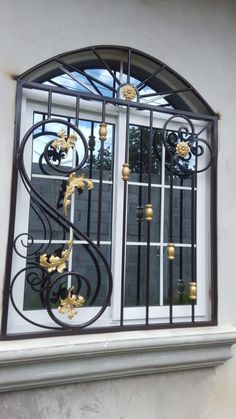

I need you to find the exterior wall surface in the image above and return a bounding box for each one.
[0,0,236,418]
[0,370,215,419]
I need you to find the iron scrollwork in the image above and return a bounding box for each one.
[10,118,113,331]
[161,115,213,174]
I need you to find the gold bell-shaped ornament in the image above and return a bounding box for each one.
[189,281,197,301]
[167,243,175,260]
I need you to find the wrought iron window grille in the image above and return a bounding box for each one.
[1,46,217,339]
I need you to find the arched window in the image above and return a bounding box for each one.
[2,46,217,338]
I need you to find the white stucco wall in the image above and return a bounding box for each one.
[0,0,236,418]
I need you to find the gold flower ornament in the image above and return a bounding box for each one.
[176,141,190,158]
[121,84,137,101]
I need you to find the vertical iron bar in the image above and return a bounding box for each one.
[75,96,80,128]
[169,158,174,323]
[87,122,94,237]
[136,127,143,306]
[211,119,218,323]
[120,105,130,326]
[1,82,23,337]
[112,72,116,98]
[127,49,131,84]
[145,110,153,324]
[191,172,196,322]
[179,178,183,304]
[97,101,106,247]
[47,90,52,119]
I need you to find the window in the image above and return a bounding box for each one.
[2,46,217,338]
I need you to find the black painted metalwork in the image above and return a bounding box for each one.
[120,105,130,326]
[168,158,174,323]
[1,46,218,339]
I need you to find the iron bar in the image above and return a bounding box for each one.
[47,90,52,119]
[97,102,106,247]
[140,87,193,100]
[120,105,130,325]
[91,48,121,86]
[168,158,174,323]
[136,127,143,306]
[75,96,80,127]
[127,49,131,84]
[54,58,113,95]
[179,178,183,304]
[21,80,216,122]
[191,172,196,322]
[1,83,23,337]
[145,111,153,324]
[48,79,66,89]
[1,320,217,341]
[136,65,166,91]
[211,119,218,323]
[59,66,96,95]
[87,122,95,237]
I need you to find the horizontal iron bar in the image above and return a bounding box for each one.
[1,320,218,341]
[19,80,217,122]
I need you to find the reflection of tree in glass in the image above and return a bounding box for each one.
[82,126,192,179]
[129,126,161,176]
[91,147,112,171]
[153,129,192,179]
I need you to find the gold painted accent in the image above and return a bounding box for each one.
[51,130,77,153]
[176,141,190,158]
[40,240,73,273]
[189,282,197,300]
[145,204,153,222]
[122,163,130,181]
[99,123,107,141]
[121,84,137,101]
[63,173,93,216]
[167,243,175,260]
[58,287,85,319]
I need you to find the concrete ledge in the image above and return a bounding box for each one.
[0,325,236,392]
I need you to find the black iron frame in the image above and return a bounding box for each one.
[1,46,218,340]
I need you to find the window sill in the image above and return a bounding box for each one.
[0,325,236,393]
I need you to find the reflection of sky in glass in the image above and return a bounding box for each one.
[32,113,113,167]
[48,68,171,108]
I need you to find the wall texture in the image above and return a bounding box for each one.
[0,369,215,419]
[0,0,236,417]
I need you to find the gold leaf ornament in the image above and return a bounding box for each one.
[51,130,77,154]
[63,173,93,216]
[39,240,73,273]
[58,287,85,319]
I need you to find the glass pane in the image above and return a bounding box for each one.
[29,178,70,241]
[74,182,112,241]
[127,185,160,243]
[78,120,114,181]
[125,245,160,307]
[72,244,111,306]
[129,126,161,184]
[164,188,192,244]
[163,246,192,305]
